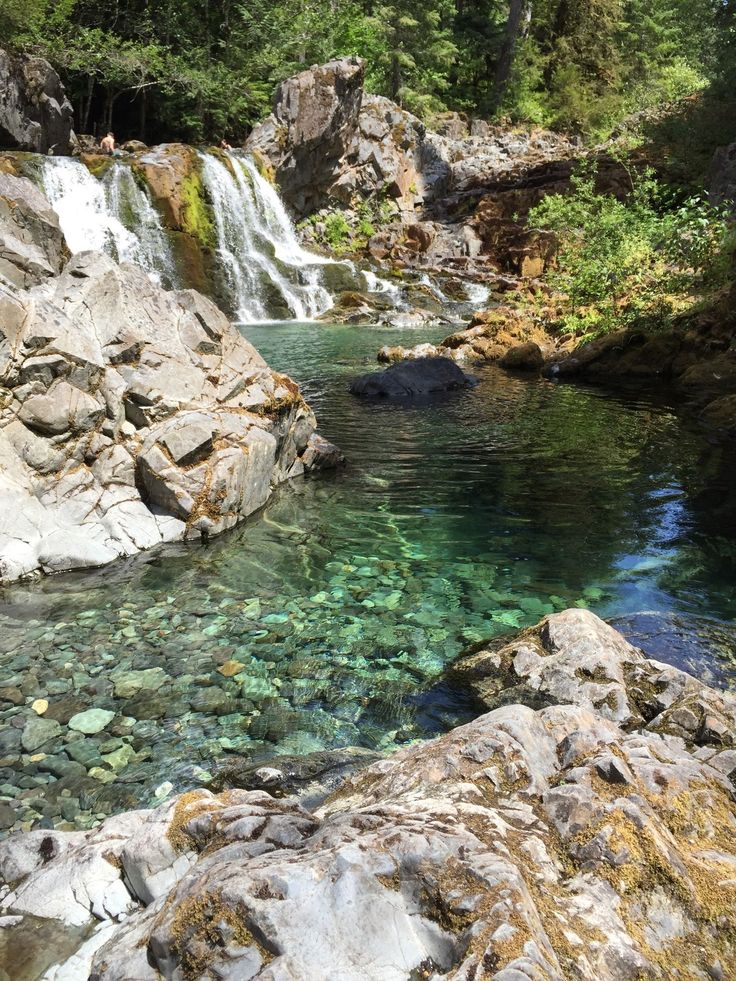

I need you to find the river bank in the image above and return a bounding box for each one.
[2,609,735,980]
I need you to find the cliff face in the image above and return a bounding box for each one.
[0,49,74,155]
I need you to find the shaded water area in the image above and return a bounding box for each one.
[1,321,735,834]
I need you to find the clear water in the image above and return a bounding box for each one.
[1,321,735,832]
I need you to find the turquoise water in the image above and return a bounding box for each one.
[0,321,735,833]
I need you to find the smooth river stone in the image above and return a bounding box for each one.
[112,668,168,698]
[68,709,115,735]
[21,717,61,752]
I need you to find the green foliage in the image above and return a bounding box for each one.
[4,0,734,142]
[528,161,731,337]
[303,193,395,254]
[323,212,352,250]
[365,0,458,114]
[0,0,46,40]
[493,0,720,139]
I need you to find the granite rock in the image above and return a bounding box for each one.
[2,611,734,979]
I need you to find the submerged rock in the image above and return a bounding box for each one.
[210,746,381,804]
[2,610,735,979]
[350,357,476,398]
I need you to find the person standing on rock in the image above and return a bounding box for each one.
[101,132,115,154]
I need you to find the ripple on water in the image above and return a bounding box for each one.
[0,322,735,835]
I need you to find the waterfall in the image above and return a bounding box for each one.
[199,152,333,323]
[40,157,176,286]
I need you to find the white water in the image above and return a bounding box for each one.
[41,157,176,285]
[199,152,334,323]
[39,151,479,324]
[464,281,491,307]
[418,272,448,303]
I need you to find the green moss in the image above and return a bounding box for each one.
[81,153,114,180]
[250,148,276,185]
[179,165,216,249]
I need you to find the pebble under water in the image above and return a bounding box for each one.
[1,321,735,836]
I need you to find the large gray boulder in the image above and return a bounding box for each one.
[0,240,340,583]
[2,610,735,979]
[0,49,74,154]
[0,172,67,288]
[246,57,365,216]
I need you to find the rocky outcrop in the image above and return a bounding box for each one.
[350,357,476,398]
[2,610,735,979]
[379,306,562,367]
[547,301,736,437]
[247,57,582,250]
[246,57,366,216]
[0,49,74,155]
[335,94,428,216]
[0,182,340,583]
[0,172,67,288]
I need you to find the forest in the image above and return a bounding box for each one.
[2,0,735,145]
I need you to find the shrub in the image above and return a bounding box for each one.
[323,212,352,250]
[528,161,731,337]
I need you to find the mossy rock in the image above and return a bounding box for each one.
[80,153,114,180]
[0,151,44,183]
[132,144,216,250]
[178,166,216,249]
[250,147,276,185]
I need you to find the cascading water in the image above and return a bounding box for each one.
[39,151,470,324]
[40,157,176,286]
[464,281,491,307]
[198,151,334,323]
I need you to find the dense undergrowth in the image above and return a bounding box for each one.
[528,158,735,339]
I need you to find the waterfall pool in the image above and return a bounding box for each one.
[1,321,735,834]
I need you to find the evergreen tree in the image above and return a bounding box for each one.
[367,0,458,113]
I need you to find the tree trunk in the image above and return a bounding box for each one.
[104,91,119,135]
[81,76,94,134]
[494,0,529,105]
[391,52,402,103]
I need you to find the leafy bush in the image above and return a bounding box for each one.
[323,212,352,250]
[650,58,709,103]
[528,162,731,337]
